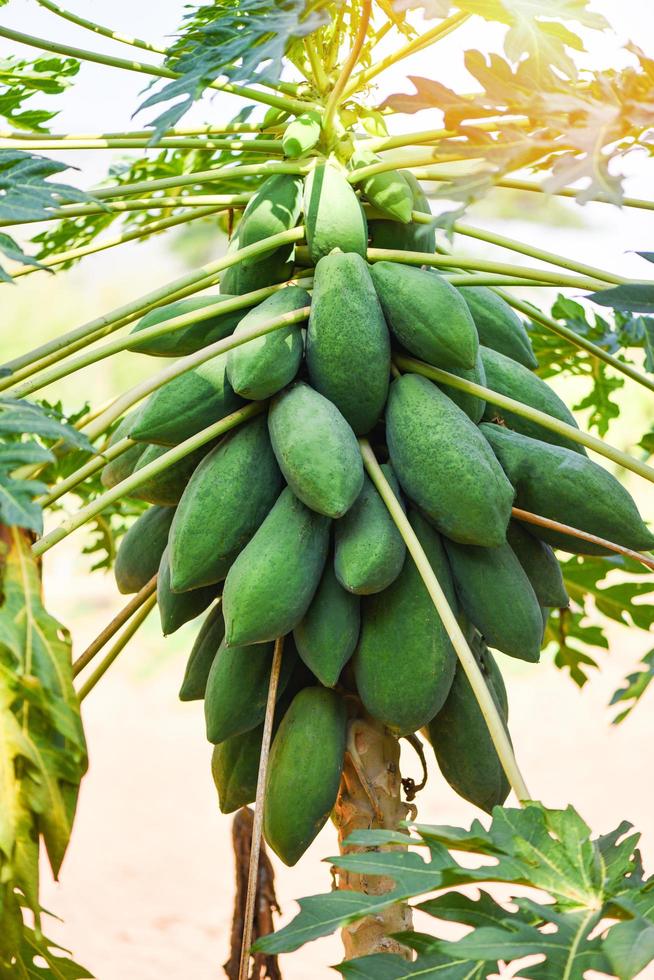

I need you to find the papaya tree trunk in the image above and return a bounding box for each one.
[333,715,413,960]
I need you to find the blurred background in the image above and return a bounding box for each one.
[2,0,654,976]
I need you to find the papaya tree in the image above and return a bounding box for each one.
[2,1,654,977]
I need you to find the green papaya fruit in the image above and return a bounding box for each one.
[128,294,248,357]
[100,410,145,489]
[220,231,294,297]
[369,171,435,254]
[427,640,510,814]
[506,520,569,608]
[226,286,308,400]
[131,354,244,445]
[157,547,216,636]
[480,345,586,455]
[482,424,654,555]
[282,111,322,159]
[178,602,224,701]
[304,162,368,262]
[169,414,282,592]
[211,723,263,814]
[222,487,330,646]
[130,443,208,507]
[443,539,543,663]
[459,286,537,369]
[370,262,478,370]
[114,505,174,595]
[438,349,487,423]
[334,467,406,595]
[351,148,413,223]
[354,510,457,735]
[264,687,347,865]
[268,382,364,518]
[307,251,390,434]
[293,561,360,687]
[204,637,294,744]
[386,374,514,547]
[237,174,303,266]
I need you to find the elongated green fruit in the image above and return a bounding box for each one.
[437,349,486,423]
[264,687,347,865]
[131,442,208,507]
[444,539,543,663]
[157,547,215,636]
[304,162,368,262]
[370,262,478,370]
[459,286,537,369]
[268,382,364,518]
[114,505,174,595]
[351,148,413,223]
[222,487,330,645]
[480,345,586,454]
[131,354,244,445]
[128,295,249,357]
[169,415,282,592]
[482,424,654,554]
[211,723,263,814]
[354,510,457,735]
[387,374,514,547]
[427,640,510,814]
[226,286,308,399]
[369,171,435,253]
[282,111,321,159]
[101,410,145,488]
[178,602,224,701]
[204,638,294,744]
[238,174,303,267]
[334,466,406,595]
[307,251,390,434]
[293,561,360,687]
[220,232,294,296]
[506,520,569,609]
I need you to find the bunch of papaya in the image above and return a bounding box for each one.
[104,151,653,860]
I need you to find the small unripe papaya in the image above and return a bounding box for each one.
[304,162,368,262]
[459,286,537,369]
[157,547,215,637]
[178,602,224,701]
[282,111,321,159]
[114,505,174,595]
[293,561,360,687]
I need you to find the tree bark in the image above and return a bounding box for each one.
[333,715,414,961]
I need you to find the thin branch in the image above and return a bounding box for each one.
[0,195,251,228]
[77,592,158,700]
[512,508,654,571]
[33,402,265,557]
[0,25,313,117]
[0,136,284,152]
[0,124,282,139]
[238,636,285,980]
[35,0,167,54]
[359,439,532,805]
[394,354,654,487]
[322,0,372,143]
[73,575,158,678]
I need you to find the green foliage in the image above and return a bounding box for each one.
[0,398,91,534]
[0,150,90,222]
[256,802,654,980]
[7,909,93,978]
[610,649,654,724]
[0,53,79,132]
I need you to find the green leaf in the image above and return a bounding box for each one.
[604,916,654,980]
[588,284,654,314]
[0,150,91,223]
[610,649,654,724]
[0,232,50,283]
[8,911,94,977]
[335,952,487,978]
[0,54,79,133]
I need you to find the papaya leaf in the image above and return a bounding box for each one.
[0,232,50,283]
[588,284,654,314]
[335,951,487,978]
[0,54,79,133]
[610,649,654,725]
[7,909,94,978]
[0,150,91,223]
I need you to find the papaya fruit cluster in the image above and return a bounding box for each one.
[105,160,654,865]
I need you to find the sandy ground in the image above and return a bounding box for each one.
[36,536,654,980]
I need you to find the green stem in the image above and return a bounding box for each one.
[304,35,329,92]
[38,436,136,507]
[77,592,158,700]
[34,403,264,557]
[359,439,531,805]
[344,12,470,97]
[411,170,654,213]
[36,0,167,54]
[322,0,372,144]
[82,303,310,442]
[0,136,284,152]
[450,220,628,286]
[12,277,312,397]
[2,225,304,381]
[0,124,282,139]
[395,354,654,487]
[0,26,313,117]
[367,247,611,290]
[12,205,224,280]
[0,195,251,228]
[73,576,158,678]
